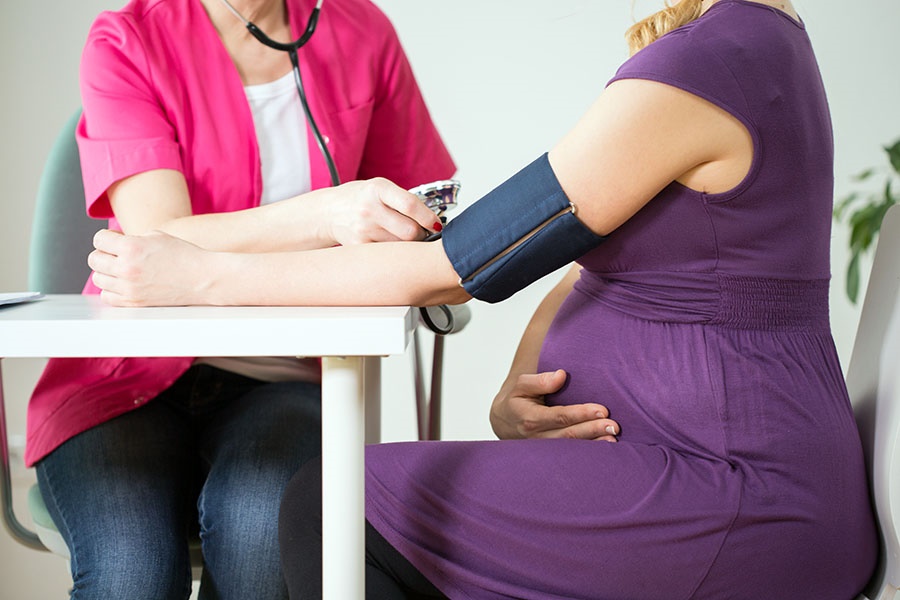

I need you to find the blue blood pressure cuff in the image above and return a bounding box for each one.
[442,153,605,303]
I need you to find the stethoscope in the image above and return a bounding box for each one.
[217,0,462,334]
[218,0,340,187]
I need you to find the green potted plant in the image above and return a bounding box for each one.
[833,139,900,303]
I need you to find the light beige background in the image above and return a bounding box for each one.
[2,0,898,596]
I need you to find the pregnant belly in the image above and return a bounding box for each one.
[536,290,726,455]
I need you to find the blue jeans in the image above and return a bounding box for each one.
[35,365,322,600]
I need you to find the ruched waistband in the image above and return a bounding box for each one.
[575,270,831,332]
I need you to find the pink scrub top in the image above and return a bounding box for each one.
[25,0,455,466]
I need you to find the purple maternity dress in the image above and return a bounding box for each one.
[364,2,878,598]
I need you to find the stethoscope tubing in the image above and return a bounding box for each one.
[219,0,323,50]
[219,0,339,186]
[287,48,341,187]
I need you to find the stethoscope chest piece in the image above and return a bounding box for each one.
[409,180,461,219]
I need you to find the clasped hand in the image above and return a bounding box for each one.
[490,369,620,442]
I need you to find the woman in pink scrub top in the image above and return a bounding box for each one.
[27,0,454,598]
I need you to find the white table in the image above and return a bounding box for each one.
[0,294,416,599]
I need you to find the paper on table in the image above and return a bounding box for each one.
[0,292,45,307]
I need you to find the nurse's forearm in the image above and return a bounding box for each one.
[108,169,335,252]
[109,171,440,253]
[156,190,339,252]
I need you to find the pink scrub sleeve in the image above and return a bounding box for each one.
[77,14,183,219]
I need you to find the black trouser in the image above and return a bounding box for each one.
[279,458,447,599]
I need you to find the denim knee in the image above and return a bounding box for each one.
[195,381,322,600]
[68,537,193,600]
[35,399,197,600]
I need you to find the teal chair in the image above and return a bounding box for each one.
[0,108,467,582]
[27,110,98,295]
[0,109,200,579]
[0,110,207,577]
[0,109,98,561]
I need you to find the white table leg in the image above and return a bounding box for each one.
[321,356,367,600]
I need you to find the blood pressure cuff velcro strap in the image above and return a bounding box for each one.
[442,153,605,303]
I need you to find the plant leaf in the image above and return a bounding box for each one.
[885,179,896,206]
[837,137,900,304]
[849,203,872,227]
[849,218,873,252]
[834,193,859,220]
[886,139,900,175]
[853,168,875,182]
[849,200,881,229]
[847,251,861,304]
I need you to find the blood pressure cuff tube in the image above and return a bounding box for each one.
[441,153,606,303]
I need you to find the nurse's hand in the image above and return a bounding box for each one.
[325,178,443,246]
[490,369,620,441]
[89,229,210,307]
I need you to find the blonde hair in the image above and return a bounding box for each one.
[625,0,703,55]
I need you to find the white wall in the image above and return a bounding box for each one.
[1,1,898,596]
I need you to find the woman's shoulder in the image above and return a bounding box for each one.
[299,0,404,57]
[609,3,799,115]
[89,0,175,28]
[626,1,805,68]
[306,0,396,40]
[609,23,746,113]
[304,0,395,32]
[85,0,185,49]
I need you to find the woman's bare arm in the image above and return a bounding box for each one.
[549,78,751,237]
[89,77,751,307]
[89,228,469,307]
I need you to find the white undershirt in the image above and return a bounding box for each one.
[196,71,319,383]
[244,70,312,205]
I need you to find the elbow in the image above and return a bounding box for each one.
[405,239,472,306]
[439,286,472,306]
[408,278,471,307]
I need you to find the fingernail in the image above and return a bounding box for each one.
[606,425,617,435]
[557,371,571,393]
[433,221,443,232]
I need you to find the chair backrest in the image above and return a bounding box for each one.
[1,110,98,554]
[847,203,900,599]
[27,109,100,294]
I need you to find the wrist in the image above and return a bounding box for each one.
[204,250,243,306]
[489,383,518,440]
[314,186,344,247]
[261,191,335,250]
